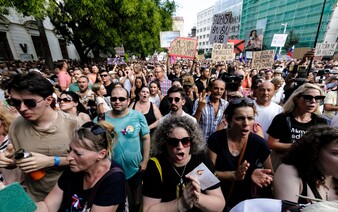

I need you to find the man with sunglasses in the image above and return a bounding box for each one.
[95,86,150,212]
[0,72,82,201]
[159,86,196,125]
[99,69,114,97]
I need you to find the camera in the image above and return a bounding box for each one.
[15,149,31,160]
[220,72,243,91]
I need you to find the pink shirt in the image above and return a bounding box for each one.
[57,71,71,91]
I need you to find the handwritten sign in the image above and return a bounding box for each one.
[315,43,337,56]
[160,31,180,48]
[271,34,288,47]
[114,47,125,56]
[212,43,235,62]
[251,50,275,70]
[209,12,241,44]
[168,37,198,59]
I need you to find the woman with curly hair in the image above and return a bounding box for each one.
[267,83,327,171]
[273,125,338,203]
[142,116,225,212]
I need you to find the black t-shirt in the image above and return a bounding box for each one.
[159,95,193,116]
[267,113,327,144]
[142,153,219,211]
[207,130,270,208]
[58,161,126,212]
[104,82,115,97]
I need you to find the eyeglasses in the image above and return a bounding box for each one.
[100,74,109,78]
[7,98,44,108]
[167,137,191,148]
[299,95,325,103]
[230,97,254,106]
[57,98,72,103]
[168,97,181,103]
[111,97,127,102]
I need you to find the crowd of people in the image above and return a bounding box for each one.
[0,50,337,211]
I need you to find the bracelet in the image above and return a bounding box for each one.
[54,156,61,167]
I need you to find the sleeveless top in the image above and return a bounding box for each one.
[133,102,157,127]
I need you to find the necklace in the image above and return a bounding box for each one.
[322,184,330,201]
[173,165,187,198]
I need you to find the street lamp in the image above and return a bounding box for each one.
[279,23,288,55]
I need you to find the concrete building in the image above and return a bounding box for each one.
[0,8,79,61]
[239,0,337,52]
[172,16,185,37]
[196,6,214,53]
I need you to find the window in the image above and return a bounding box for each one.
[59,39,69,59]
[0,32,13,60]
[31,36,44,58]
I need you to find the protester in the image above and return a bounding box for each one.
[143,116,225,212]
[92,83,112,117]
[208,98,273,210]
[274,125,337,203]
[149,80,162,108]
[193,79,228,140]
[59,91,91,123]
[95,87,150,211]
[36,121,127,211]
[154,65,172,96]
[267,83,327,171]
[0,72,81,201]
[99,69,115,98]
[129,86,162,135]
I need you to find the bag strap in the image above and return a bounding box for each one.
[226,139,248,202]
[86,166,124,210]
[150,157,162,182]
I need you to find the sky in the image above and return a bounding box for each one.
[174,0,217,36]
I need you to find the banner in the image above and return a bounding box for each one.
[209,12,240,44]
[160,31,180,48]
[251,50,275,70]
[315,43,337,56]
[114,47,125,56]
[271,34,288,47]
[168,37,198,59]
[212,43,235,62]
[197,54,205,61]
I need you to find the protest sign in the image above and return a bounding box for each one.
[315,43,337,56]
[212,43,235,62]
[197,54,205,61]
[168,37,198,59]
[209,12,240,44]
[160,31,180,48]
[228,40,245,53]
[251,50,275,70]
[114,47,125,56]
[271,34,288,47]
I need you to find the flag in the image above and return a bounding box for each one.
[239,53,243,62]
[274,52,278,61]
[239,53,247,64]
[287,45,295,57]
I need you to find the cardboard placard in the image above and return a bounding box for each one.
[315,43,337,56]
[160,31,180,48]
[209,12,240,44]
[251,50,275,70]
[114,47,125,56]
[212,43,235,62]
[168,37,198,59]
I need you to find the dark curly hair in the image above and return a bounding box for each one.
[283,125,338,193]
[151,116,205,156]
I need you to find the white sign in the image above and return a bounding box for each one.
[20,54,33,61]
[186,163,220,190]
[160,31,180,48]
[209,12,240,44]
[271,34,288,47]
[212,43,235,62]
[315,43,337,56]
[114,47,125,56]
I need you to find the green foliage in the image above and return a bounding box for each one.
[0,0,176,61]
[284,30,300,52]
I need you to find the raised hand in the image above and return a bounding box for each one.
[198,90,207,110]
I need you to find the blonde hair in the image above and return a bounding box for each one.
[73,121,118,159]
[92,82,103,96]
[283,83,324,115]
[0,105,15,135]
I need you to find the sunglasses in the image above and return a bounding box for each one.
[230,97,254,106]
[168,97,181,103]
[81,122,113,144]
[148,75,154,77]
[167,137,191,148]
[111,97,127,102]
[57,98,72,103]
[100,74,109,78]
[7,98,44,108]
[299,95,325,103]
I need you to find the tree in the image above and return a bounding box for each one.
[0,0,176,61]
[284,30,300,52]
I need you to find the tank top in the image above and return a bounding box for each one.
[133,102,157,126]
